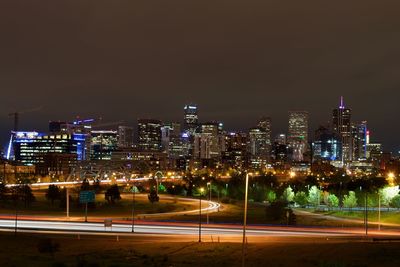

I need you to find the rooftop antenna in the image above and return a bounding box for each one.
[339,96,345,109]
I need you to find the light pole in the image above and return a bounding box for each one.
[378,191,381,231]
[66,187,69,219]
[14,193,18,236]
[365,192,368,236]
[199,187,204,242]
[242,172,252,267]
[131,185,138,233]
[207,182,211,224]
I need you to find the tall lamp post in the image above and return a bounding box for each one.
[207,182,211,224]
[365,191,368,236]
[131,185,138,233]
[378,191,381,231]
[199,187,204,242]
[242,172,253,267]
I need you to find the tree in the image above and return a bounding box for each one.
[12,184,35,207]
[250,185,267,202]
[390,195,400,210]
[265,200,287,221]
[281,186,294,203]
[265,200,296,225]
[148,189,160,204]
[59,188,72,209]
[304,175,319,187]
[183,173,194,197]
[327,194,339,209]
[92,179,102,193]
[80,179,90,191]
[308,186,321,207]
[46,185,61,206]
[343,191,358,210]
[380,186,400,206]
[294,191,308,207]
[105,185,121,204]
[266,190,277,204]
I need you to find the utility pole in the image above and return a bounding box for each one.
[2,161,6,183]
[365,192,368,236]
[66,187,70,218]
[14,196,18,236]
[207,182,211,224]
[14,165,19,236]
[131,185,136,233]
[85,202,88,223]
[242,173,252,267]
[378,192,381,231]
[198,189,203,242]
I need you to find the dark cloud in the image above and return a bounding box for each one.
[1,0,400,151]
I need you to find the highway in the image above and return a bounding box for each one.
[2,219,400,239]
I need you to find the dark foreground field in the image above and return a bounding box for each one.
[0,232,399,267]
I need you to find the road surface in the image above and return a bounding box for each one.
[2,219,400,240]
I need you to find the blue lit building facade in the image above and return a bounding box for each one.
[9,131,87,165]
[312,126,342,161]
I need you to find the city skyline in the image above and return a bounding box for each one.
[0,97,394,154]
[1,1,400,152]
[2,2,400,266]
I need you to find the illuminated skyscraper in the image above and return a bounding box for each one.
[312,126,341,161]
[161,122,183,158]
[257,117,272,155]
[333,97,352,163]
[11,131,83,165]
[193,122,223,159]
[288,111,309,161]
[138,119,162,152]
[352,121,367,161]
[90,130,119,160]
[183,104,199,135]
[118,126,134,148]
[248,127,268,167]
[223,132,248,168]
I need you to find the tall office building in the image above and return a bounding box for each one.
[288,111,309,161]
[223,132,248,168]
[118,126,134,148]
[11,131,83,165]
[275,134,287,145]
[90,130,119,160]
[248,127,268,167]
[312,126,341,161]
[333,97,352,162]
[257,117,272,155]
[138,119,162,152]
[352,121,367,161]
[183,104,199,135]
[161,122,183,158]
[193,122,223,159]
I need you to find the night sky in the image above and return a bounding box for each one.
[1,0,400,152]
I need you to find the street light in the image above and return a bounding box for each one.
[199,187,204,242]
[207,182,211,224]
[131,185,138,233]
[242,172,253,267]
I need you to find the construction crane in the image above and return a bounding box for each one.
[8,106,42,132]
